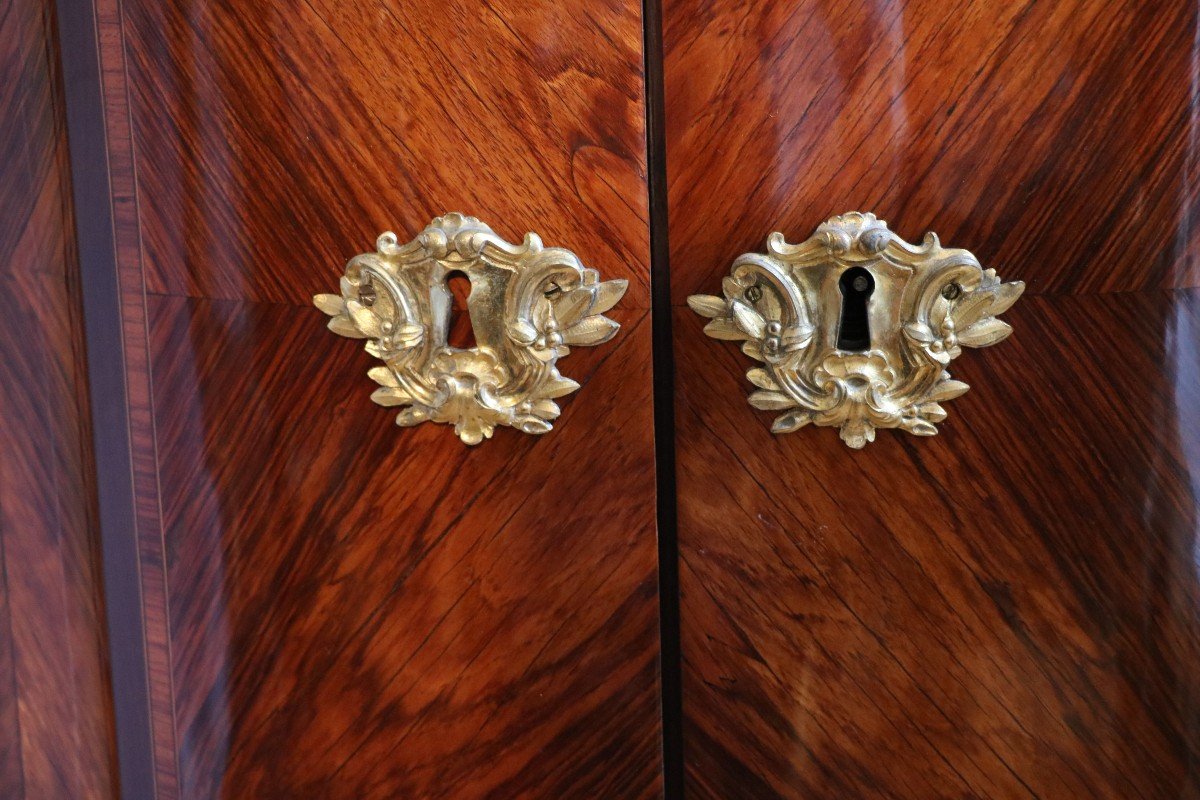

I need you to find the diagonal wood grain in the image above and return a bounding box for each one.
[667,2,1200,794]
[76,0,663,794]
[148,298,661,798]
[121,0,652,307]
[674,291,1200,798]
[665,0,1200,301]
[0,0,118,796]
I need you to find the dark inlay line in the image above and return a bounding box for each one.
[55,1,158,798]
[642,0,683,795]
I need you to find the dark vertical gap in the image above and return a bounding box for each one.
[642,0,684,796]
[54,1,158,797]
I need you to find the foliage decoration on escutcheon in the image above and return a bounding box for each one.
[688,212,1023,449]
[315,213,626,445]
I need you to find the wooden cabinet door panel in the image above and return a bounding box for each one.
[665,0,1200,797]
[63,0,662,797]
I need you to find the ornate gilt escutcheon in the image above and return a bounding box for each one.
[688,213,1024,449]
[314,213,627,445]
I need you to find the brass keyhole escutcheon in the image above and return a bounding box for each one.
[688,212,1024,448]
[314,213,628,445]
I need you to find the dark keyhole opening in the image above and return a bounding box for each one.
[447,273,476,348]
[837,267,875,352]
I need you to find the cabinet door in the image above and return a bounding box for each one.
[665,0,1200,797]
[62,0,662,796]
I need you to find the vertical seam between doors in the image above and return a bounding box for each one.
[641,0,684,795]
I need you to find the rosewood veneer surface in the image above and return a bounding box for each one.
[665,0,1200,796]
[81,0,662,796]
[665,0,1200,301]
[0,1,117,797]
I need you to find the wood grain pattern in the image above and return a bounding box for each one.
[666,0,1200,795]
[77,0,662,795]
[0,1,118,797]
[150,299,660,798]
[664,0,1200,301]
[123,0,653,308]
[675,290,1200,798]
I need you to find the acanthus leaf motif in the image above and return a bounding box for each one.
[730,299,767,339]
[687,294,728,319]
[703,319,747,341]
[560,316,620,346]
[590,279,629,316]
[748,390,797,411]
[746,367,780,391]
[688,212,1023,448]
[956,318,1014,348]
[780,323,816,352]
[327,315,366,340]
[370,387,413,407]
[313,293,345,316]
[314,213,625,444]
[771,411,812,434]
[552,287,595,328]
[928,379,970,402]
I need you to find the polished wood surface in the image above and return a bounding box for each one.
[675,294,1200,797]
[0,1,117,797]
[665,0,1200,303]
[79,0,662,796]
[666,0,1200,796]
[123,0,652,308]
[151,300,659,797]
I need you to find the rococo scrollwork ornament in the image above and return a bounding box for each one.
[315,213,626,445]
[688,212,1024,449]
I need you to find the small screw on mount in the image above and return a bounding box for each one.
[358,282,378,306]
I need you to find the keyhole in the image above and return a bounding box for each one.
[446,273,476,348]
[836,267,875,352]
